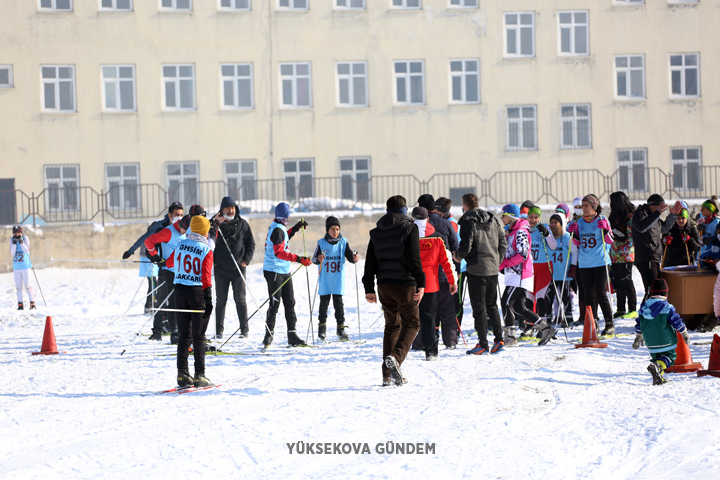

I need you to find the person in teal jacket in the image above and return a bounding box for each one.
[633,278,689,385]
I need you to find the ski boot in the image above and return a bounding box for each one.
[262,329,274,347]
[613,311,626,319]
[466,344,488,355]
[193,373,212,388]
[144,306,152,314]
[384,355,405,386]
[287,330,306,346]
[29,303,36,310]
[504,326,518,347]
[425,351,438,361]
[170,330,179,345]
[601,321,615,337]
[337,324,349,341]
[648,361,668,386]
[536,320,557,346]
[177,369,193,388]
[17,303,23,311]
[318,322,327,341]
[148,329,162,341]
[519,325,535,341]
[240,328,249,339]
[490,341,505,354]
[622,311,639,319]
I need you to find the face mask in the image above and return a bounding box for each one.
[574,208,582,216]
[171,216,181,224]
[224,214,233,220]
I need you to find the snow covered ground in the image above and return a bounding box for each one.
[1,264,719,480]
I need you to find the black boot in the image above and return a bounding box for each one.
[241,327,249,339]
[170,330,179,345]
[148,329,162,341]
[193,373,212,388]
[318,323,327,341]
[601,320,614,337]
[287,330,306,346]
[262,329,274,347]
[337,324,349,341]
[29,302,36,310]
[536,320,557,346]
[17,303,23,311]
[177,369,193,387]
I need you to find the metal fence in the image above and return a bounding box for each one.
[2,167,718,226]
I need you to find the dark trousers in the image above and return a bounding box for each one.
[467,273,503,350]
[145,276,158,309]
[175,284,210,375]
[577,266,613,322]
[154,269,177,334]
[454,271,468,325]
[501,286,539,329]
[545,280,571,324]
[215,268,247,336]
[318,294,345,325]
[636,261,661,304]
[419,291,439,355]
[378,284,420,378]
[611,262,637,313]
[437,282,457,347]
[264,270,297,332]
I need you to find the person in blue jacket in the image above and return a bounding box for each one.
[10,225,35,310]
[311,216,359,341]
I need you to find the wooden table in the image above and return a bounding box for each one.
[661,268,716,316]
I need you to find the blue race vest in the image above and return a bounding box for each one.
[12,238,32,271]
[263,222,291,274]
[550,233,572,281]
[317,237,348,296]
[161,225,186,271]
[173,238,211,287]
[577,216,610,268]
[530,225,550,264]
[450,217,466,273]
[700,217,720,258]
[139,257,158,278]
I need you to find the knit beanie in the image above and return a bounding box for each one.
[325,216,340,232]
[502,204,520,220]
[417,194,436,211]
[190,215,211,238]
[220,196,236,210]
[556,203,571,219]
[650,278,669,297]
[189,204,206,217]
[275,202,291,219]
[679,209,689,219]
[702,199,718,214]
[178,215,191,231]
[12,225,22,235]
[520,200,535,218]
[528,206,542,217]
[411,207,429,220]
[434,197,451,214]
[582,194,601,212]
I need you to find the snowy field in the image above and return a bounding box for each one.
[1,263,719,480]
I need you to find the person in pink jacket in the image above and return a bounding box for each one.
[499,204,556,346]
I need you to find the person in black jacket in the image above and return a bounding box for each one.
[363,195,425,387]
[211,196,255,339]
[632,194,682,303]
[662,209,702,267]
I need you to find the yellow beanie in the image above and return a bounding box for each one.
[190,215,210,237]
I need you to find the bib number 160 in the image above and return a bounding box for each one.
[177,252,201,275]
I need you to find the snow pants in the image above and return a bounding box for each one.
[650,349,677,368]
[636,261,661,304]
[264,270,298,333]
[318,294,345,325]
[437,282,457,347]
[454,270,467,325]
[466,273,503,350]
[545,280,572,325]
[145,277,157,309]
[175,284,210,375]
[13,269,35,304]
[215,267,247,337]
[418,291,439,356]
[154,269,177,334]
[501,285,539,330]
[577,266,613,323]
[611,262,637,314]
[378,284,420,379]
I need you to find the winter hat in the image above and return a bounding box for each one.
[220,196,236,210]
[325,216,341,232]
[650,278,669,297]
[502,204,520,220]
[572,197,583,208]
[679,209,689,219]
[12,225,22,235]
[189,204,206,217]
[556,203,571,219]
[178,215,192,231]
[417,194,436,212]
[582,194,600,212]
[647,194,665,207]
[411,207,429,220]
[520,200,535,218]
[680,200,689,211]
[386,195,407,211]
[168,201,184,213]
[702,199,718,214]
[434,197,451,214]
[190,215,211,238]
[275,202,291,219]
[528,206,542,217]
[549,213,564,226]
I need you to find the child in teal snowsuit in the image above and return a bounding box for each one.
[633,278,689,385]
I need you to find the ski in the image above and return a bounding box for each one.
[144,376,259,396]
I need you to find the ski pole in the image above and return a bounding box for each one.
[555,234,573,341]
[601,226,617,339]
[306,261,321,344]
[219,264,304,349]
[50,257,146,264]
[685,241,691,266]
[120,287,174,356]
[150,308,204,313]
[30,266,48,308]
[369,309,385,329]
[301,218,315,346]
[354,251,362,342]
[110,281,166,325]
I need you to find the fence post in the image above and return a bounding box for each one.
[100,189,105,227]
[31,192,36,228]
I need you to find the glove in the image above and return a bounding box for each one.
[150,254,166,267]
[202,287,213,320]
[662,236,673,246]
[292,220,308,232]
[680,330,690,344]
[122,250,132,260]
[567,265,577,278]
[298,256,312,267]
[682,234,691,243]
[567,222,579,234]
[596,218,610,231]
[537,223,549,236]
[632,333,644,349]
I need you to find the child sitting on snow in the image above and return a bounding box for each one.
[311,216,359,341]
[632,278,690,385]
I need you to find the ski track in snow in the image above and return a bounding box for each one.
[1,265,719,479]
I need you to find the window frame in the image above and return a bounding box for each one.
[339,156,372,202]
[38,0,73,12]
[98,0,133,11]
[560,104,592,150]
[162,64,196,111]
[41,65,77,113]
[279,62,312,109]
[0,65,13,89]
[616,148,648,193]
[277,0,308,11]
[105,163,141,211]
[393,60,425,106]
[44,164,80,212]
[614,54,645,101]
[159,0,193,11]
[557,10,589,57]
[669,53,700,99]
[166,161,200,207]
[505,105,538,151]
[448,0,478,9]
[449,59,481,105]
[671,146,703,192]
[101,65,137,113]
[282,158,315,200]
[391,0,422,10]
[614,0,645,5]
[224,159,258,201]
[218,0,251,10]
[336,61,369,108]
[503,12,535,59]
[221,63,254,110]
[334,0,365,9]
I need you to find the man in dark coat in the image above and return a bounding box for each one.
[212,196,255,338]
[363,195,425,387]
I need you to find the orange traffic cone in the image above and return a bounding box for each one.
[666,331,702,373]
[575,306,608,349]
[697,334,720,378]
[32,316,60,356]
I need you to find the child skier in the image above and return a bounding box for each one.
[545,213,577,325]
[632,278,690,385]
[698,223,720,270]
[697,198,720,259]
[174,215,215,388]
[10,226,35,310]
[662,208,702,267]
[311,216,359,341]
[526,205,558,319]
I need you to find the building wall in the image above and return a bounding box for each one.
[0,1,717,204]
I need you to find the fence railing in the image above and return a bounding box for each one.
[1,167,718,226]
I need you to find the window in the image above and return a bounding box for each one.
[106,164,140,210]
[221,64,254,109]
[99,0,132,10]
[335,0,364,9]
[166,162,199,207]
[669,54,699,98]
[394,60,424,106]
[39,0,73,11]
[672,147,702,191]
[163,64,195,110]
[449,0,477,8]
[160,0,192,10]
[668,0,699,3]
[617,149,647,193]
[340,157,371,202]
[219,0,250,9]
[449,187,475,206]
[614,0,644,5]
[41,66,76,112]
[558,11,588,56]
[102,65,136,112]
[506,105,537,151]
[280,63,312,108]
[277,0,307,10]
[614,55,645,100]
[0,65,12,88]
[336,62,368,107]
[450,59,480,104]
[392,0,421,9]
[283,158,314,199]
[560,104,592,149]
[504,12,535,58]
[44,165,80,212]
[225,160,257,201]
